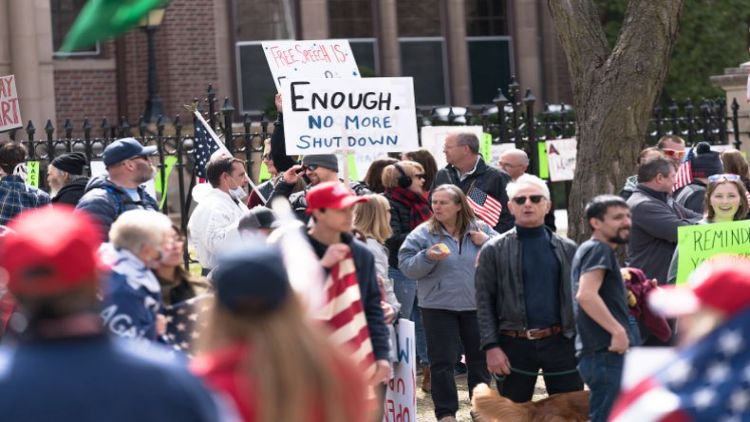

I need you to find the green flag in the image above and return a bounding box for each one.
[61,0,168,52]
[155,156,177,210]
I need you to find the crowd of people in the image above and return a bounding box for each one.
[0,105,747,422]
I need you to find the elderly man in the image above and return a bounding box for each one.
[188,154,250,275]
[476,174,583,403]
[498,148,556,231]
[76,138,158,239]
[0,142,50,225]
[48,152,89,205]
[433,133,513,233]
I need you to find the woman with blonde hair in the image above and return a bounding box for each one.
[398,184,497,422]
[192,244,367,422]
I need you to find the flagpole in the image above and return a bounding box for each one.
[193,111,268,205]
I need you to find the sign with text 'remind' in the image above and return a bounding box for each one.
[0,75,22,133]
[262,39,360,90]
[281,77,418,155]
[676,220,750,285]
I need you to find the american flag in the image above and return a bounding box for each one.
[610,307,750,422]
[467,186,502,228]
[673,147,693,192]
[192,116,222,179]
[162,294,213,358]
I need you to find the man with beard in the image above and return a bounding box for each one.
[476,174,583,403]
[572,195,638,422]
[48,152,89,205]
[77,138,158,240]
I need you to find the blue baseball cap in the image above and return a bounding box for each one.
[211,244,290,315]
[103,137,157,167]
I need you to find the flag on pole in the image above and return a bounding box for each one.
[467,186,502,228]
[673,147,694,192]
[192,116,222,180]
[61,0,168,52]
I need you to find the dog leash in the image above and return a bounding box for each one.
[493,366,579,382]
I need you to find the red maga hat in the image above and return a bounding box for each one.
[305,181,368,214]
[0,206,103,296]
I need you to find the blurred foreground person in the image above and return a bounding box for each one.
[0,206,223,421]
[192,243,368,422]
[610,256,750,421]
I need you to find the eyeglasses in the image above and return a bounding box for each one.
[131,155,150,162]
[512,195,545,205]
[708,173,742,183]
[304,164,319,171]
[413,173,426,180]
[661,148,686,160]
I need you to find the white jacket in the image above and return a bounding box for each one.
[187,188,248,269]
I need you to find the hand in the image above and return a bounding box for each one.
[469,230,489,246]
[426,244,450,261]
[320,243,350,268]
[155,314,167,336]
[282,164,303,185]
[371,359,392,385]
[275,93,283,113]
[381,301,396,324]
[486,347,511,375]
[609,326,629,354]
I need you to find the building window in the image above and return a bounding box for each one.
[397,0,440,37]
[465,0,508,36]
[51,0,100,55]
[329,0,374,38]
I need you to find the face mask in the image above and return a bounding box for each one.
[230,186,248,201]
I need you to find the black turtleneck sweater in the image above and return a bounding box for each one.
[518,225,561,329]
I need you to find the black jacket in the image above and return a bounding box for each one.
[383,190,413,268]
[269,114,298,173]
[432,158,514,234]
[475,226,578,350]
[307,232,390,361]
[51,177,89,206]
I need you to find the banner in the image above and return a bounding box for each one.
[280,77,418,155]
[676,220,750,284]
[419,125,484,169]
[383,319,416,422]
[25,161,39,187]
[262,39,360,90]
[154,156,178,210]
[0,75,22,132]
[546,138,577,181]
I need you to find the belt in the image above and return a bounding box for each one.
[500,325,561,340]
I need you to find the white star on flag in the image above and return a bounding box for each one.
[718,330,743,356]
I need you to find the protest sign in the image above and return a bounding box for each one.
[676,220,750,284]
[546,138,576,181]
[280,77,418,155]
[262,40,359,90]
[336,151,392,181]
[0,75,22,132]
[383,319,416,422]
[420,125,484,169]
[26,161,40,187]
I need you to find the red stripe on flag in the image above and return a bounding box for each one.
[468,198,500,227]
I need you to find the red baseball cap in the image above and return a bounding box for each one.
[305,181,367,214]
[649,255,750,318]
[0,206,103,296]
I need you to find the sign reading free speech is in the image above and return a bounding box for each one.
[280,77,418,155]
[262,40,360,90]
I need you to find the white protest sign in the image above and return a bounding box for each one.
[281,77,418,155]
[262,40,360,90]
[546,138,577,181]
[90,160,157,200]
[0,75,22,132]
[419,125,484,169]
[383,319,416,422]
[335,151,392,181]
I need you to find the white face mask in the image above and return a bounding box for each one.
[230,186,248,201]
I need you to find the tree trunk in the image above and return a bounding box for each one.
[547,0,684,243]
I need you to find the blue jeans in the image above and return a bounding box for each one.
[577,351,624,422]
[389,267,428,364]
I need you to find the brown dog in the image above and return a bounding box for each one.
[471,384,589,422]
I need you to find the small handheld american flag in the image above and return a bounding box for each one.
[192,117,222,180]
[673,147,693,192]
[467,186,502,228]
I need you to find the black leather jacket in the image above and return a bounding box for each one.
[475,226,578,350]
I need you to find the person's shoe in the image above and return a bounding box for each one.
[421,366,431,393]
[437,416,457,422]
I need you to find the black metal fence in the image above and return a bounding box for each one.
[1,79,745,232]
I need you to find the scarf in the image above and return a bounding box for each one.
[388,187,433,229]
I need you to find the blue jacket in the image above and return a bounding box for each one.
[0,334,223,421]
[100,245,163,341]
[398,219,497,311]
[76,176,158,240]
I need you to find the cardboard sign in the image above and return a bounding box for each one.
[280,77,418,155]
[0,75,22,132]
[419,125,484,169]
[262,40,360,90]
[383,319,416,422]
[25,161,39,187]
[675,220,750,284]
[546,138,577,181]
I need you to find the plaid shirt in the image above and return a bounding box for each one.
[0,175,50,225]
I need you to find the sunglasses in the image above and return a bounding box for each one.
[304,164,319,171]
[414,173,426,180]
[661,148,686,159]
[708,173,742,183]
[512,195,545,205]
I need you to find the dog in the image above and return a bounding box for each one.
[471,384,590,422]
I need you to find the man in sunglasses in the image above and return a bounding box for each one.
[476,174,583,403]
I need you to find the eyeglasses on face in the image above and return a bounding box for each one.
[512,195,545,205]
[708,173,741,183]
[661,148,686,159]
[304,164,319,171]
[413,173,426,180]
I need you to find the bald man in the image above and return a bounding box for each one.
[498,149,530,181]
